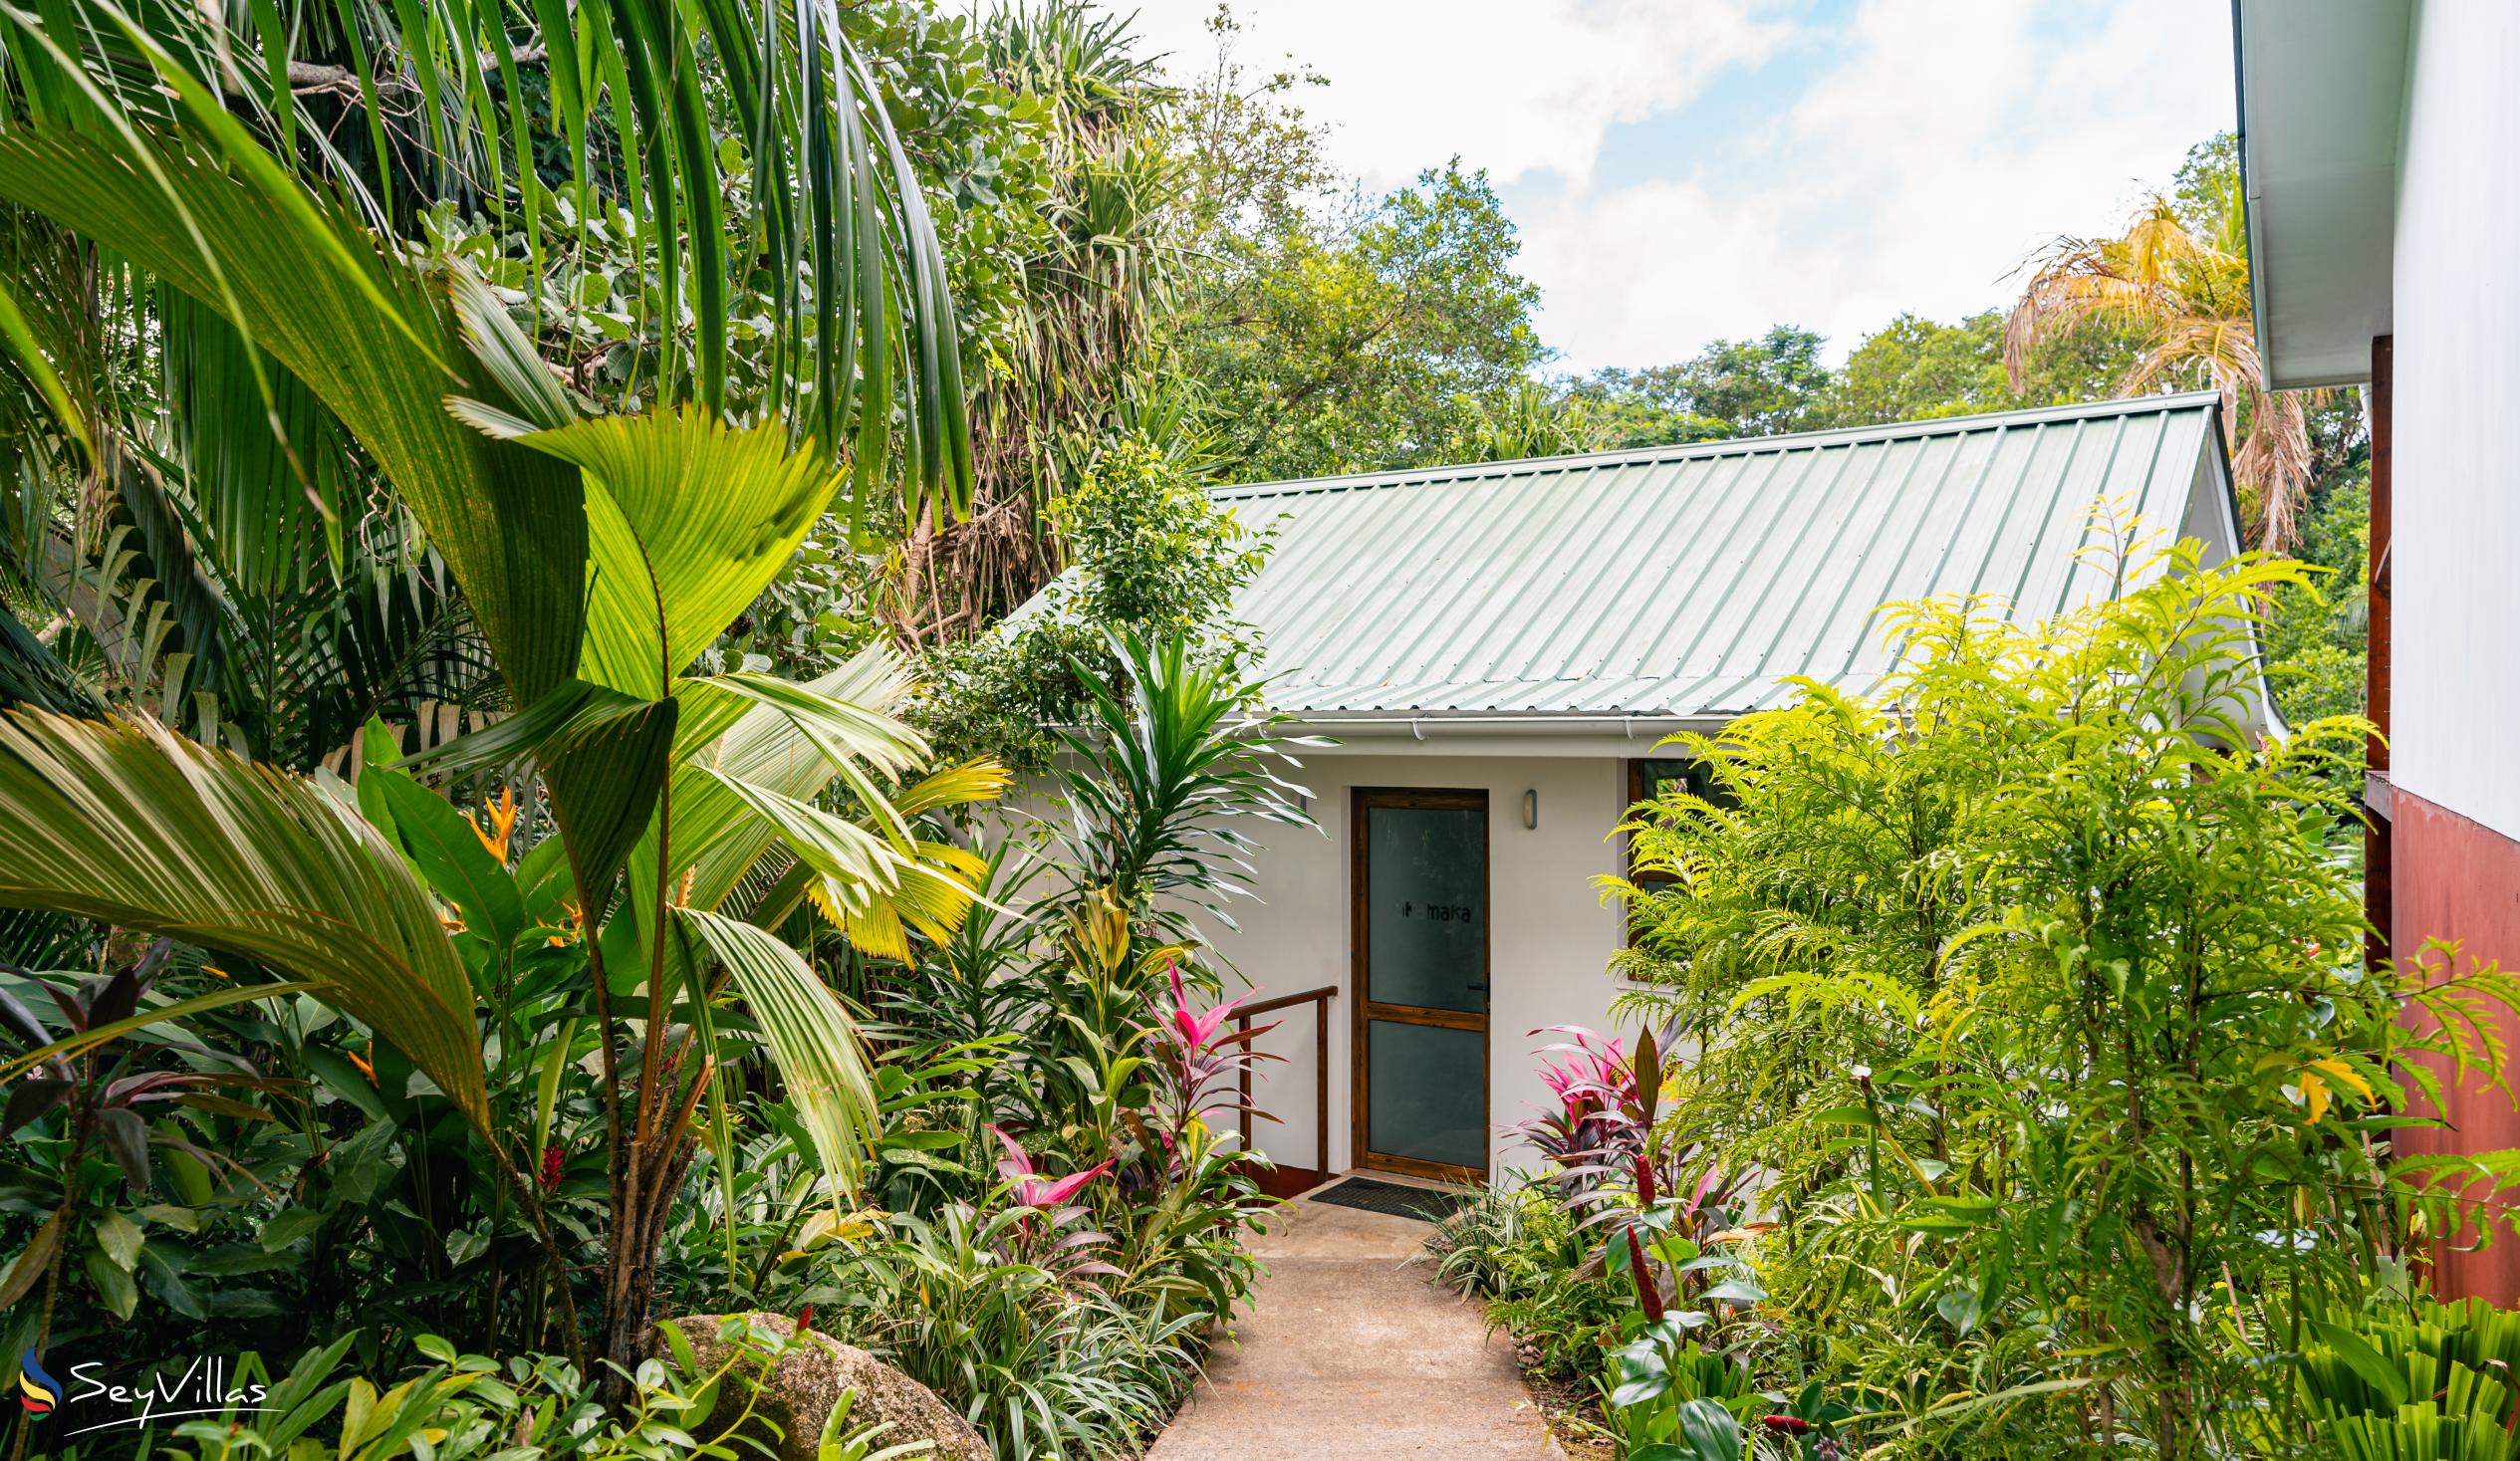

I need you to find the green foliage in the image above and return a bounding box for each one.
[1566,311,2151,447]
[1044,629,1309,927]
[833,1202,1211,1460]
[1803,310,2149,429]
[910,436,1268,771]
[0,634,1283,1458]
[2173,132,2245,238]
[2263,469,2373,727]
[1571,326,1830,446]
[1459,378,1614,463]
[874,0,1194,640]
[1180,160,1548,482]
[1432,1182,1629,1384]
[1610,527,2520,1456]
[1050,438,1270,632]
[2296,1297,2520,1460]
[645,629,1299,1460]
[105,1322,925,1461]
[0,712,493,1128]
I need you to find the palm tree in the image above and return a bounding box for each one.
[889,1,1189,644]
[0,215,497,765]
[2005,183,2313,553]
[0,0,989,1393]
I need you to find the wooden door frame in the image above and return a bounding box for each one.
[1349,786,1491,1183]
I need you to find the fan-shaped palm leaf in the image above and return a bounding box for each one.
[462,404,844,698]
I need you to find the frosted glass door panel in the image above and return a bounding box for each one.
[1367,1020,1487,1171]
[1365,805,1485,1013]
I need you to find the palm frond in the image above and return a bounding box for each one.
[2005,189,2315,552]
[677,906,879,1195]
[2,0,972,515]
[0,708,486,1127]
[0,122,592,704]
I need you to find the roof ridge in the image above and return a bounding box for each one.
[1208,389,2224,500]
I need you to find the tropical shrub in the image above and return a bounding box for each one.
[643,627,1296,1461]
[1611,530,2520,1456]
[92,1320,928,1461]
[0,0,1001,1409]
[1432,1181,1628,1385]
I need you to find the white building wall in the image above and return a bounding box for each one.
[2390,1,2520,842]
[1207,752,1632,1181]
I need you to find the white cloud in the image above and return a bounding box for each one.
[1121,0,2236,371]
[1123,0,1793,191]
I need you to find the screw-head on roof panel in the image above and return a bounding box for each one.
[1028,391,2239,724]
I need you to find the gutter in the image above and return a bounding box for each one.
[2233,0,2271,386]
[1244,712,1733,743]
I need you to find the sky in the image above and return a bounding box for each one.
[1119,0,2238,374]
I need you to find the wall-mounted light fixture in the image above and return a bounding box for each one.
[1522,788,1539,831]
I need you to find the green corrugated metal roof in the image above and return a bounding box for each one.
[1049,391,2239,722]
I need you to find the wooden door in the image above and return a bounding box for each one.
[1351,788,1489,1181]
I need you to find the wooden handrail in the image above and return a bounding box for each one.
[1237,985,1339,1183]
[1236,983,1339,1018]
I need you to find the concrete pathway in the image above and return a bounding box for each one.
[1149,1190,1565,1460]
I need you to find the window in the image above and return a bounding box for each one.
[1622,757,1734,943]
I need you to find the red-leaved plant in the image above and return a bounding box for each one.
[983,1124,1123,1281]
[1136,961,1279,1183]
[1514,1022,1742,1313]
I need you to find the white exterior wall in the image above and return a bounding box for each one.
[1207,752,1631,1181]
[2390,1,2520,842]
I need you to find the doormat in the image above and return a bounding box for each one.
[1306,1175,1468,1223]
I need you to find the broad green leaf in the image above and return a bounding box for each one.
[0,1208,66,1307]
[0,710,488,1130]
[369,772,526,955]
[2307,1320,2411,1410]
[486,407,841,697]
[1700,1277,1768,1306]
[85,1247,139,1318]
[355,720,406,849]
[544,698,680,910]
[669,650,926,909]
[1935,1283,1981,1335]
[1675,1400,1742,1461]
[259,1206,329,1252]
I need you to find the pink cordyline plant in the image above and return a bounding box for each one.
[1534,1026,1631,1125]
[990,1125,1112,1209]
[1141,960,1279,1158]
[1514,1025,1647,1190]
[1164,961,1239,1050]
[1514,1023,1744,1260]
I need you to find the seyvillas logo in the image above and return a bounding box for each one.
[17,1350,61,1416]
[23,1355,272,1438]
